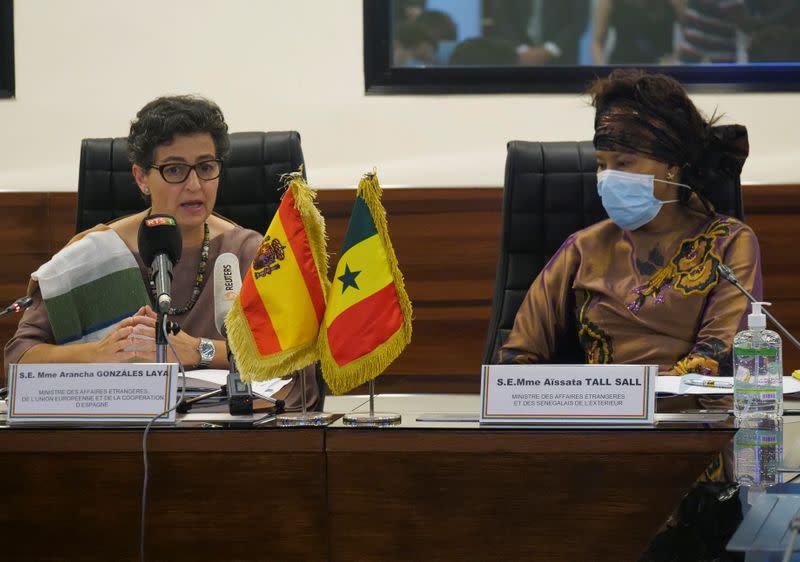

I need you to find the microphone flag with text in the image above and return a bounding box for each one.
[138,215,182,314]
[317,171,413,395]
[29,227,150,344]
[214,253,242,338]
[225,172,330,381]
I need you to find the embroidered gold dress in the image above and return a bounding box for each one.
[499,209,762,375]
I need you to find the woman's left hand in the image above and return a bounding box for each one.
[138,306,202,367]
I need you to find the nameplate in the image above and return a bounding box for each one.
[6,363,178,425]
[480,364,657,425]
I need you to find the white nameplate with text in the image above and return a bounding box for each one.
[480,364,657,425]
[7,363,178,425]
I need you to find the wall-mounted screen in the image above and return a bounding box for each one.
[364,0,800,94]
[0,0,14,99]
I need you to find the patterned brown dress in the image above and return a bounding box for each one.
[499,208,762,376]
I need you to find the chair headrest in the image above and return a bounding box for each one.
[75,131,305,234]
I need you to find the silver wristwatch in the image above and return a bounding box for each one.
[198,337,216,367]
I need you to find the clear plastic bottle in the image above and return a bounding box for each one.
[734,419,783,488]
[733,301,783,421]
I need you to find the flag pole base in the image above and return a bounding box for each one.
[276,412,336,427]
[342,412,402,427]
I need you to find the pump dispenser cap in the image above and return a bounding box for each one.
[748,301,770,330]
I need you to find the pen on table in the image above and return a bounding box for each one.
[684,379,733,389]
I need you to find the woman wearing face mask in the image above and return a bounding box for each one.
[498,69,762,377]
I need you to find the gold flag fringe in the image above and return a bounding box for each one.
[318,171,413,395]
[283,170,330,291]
[226,170,330,383]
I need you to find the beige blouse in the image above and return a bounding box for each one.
[4,226,319,410]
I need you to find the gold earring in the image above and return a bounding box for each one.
[142,188,150,195]
[666,170,676,181]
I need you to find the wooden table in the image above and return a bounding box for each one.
[0,395,737,561]
[326,428,733,561]
[325,394,736,561]
[0,428,326,561]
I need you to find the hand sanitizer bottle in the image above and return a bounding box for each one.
[733,302,783,421]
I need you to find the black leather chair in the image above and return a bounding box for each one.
[75,131,305,234]
[482,140,745,365]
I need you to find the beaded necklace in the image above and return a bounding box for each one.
[148,222,210,316]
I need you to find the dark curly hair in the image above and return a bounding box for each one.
[127,94,230,170]
[587,69,725,209]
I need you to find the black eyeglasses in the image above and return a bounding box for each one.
[150,159,223,184]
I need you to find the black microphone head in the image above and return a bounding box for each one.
[138,215,182,265]
[15,296,33,310]
[1,295,34,317]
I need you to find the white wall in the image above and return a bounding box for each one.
[1,0,798,191]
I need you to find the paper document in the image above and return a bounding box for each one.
[656,375,800,395]
[182,370,292,398]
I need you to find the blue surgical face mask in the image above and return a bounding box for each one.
[597,169,688,231]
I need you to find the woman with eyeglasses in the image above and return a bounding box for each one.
[4,95,319,409]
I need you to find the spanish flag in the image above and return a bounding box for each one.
[318,172,412,395]
[226,173,329,381]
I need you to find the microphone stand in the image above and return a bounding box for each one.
[155,311,168,364]
[0,296,33,318]
[175,378,285,415]
[226,353,286,414]
[0,297,37,400]
[717,264,800,352]
[175,333,285,416]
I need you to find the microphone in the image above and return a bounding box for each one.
[0,296,34,318]
[213,253,253,415]
[138,215,182,314]
[0,296,35,399]
[717,264,800,351]
[212,253,283,415]
[213,252,241,338]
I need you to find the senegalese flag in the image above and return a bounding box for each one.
[318,172,412,395]
[226,172,329,382]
